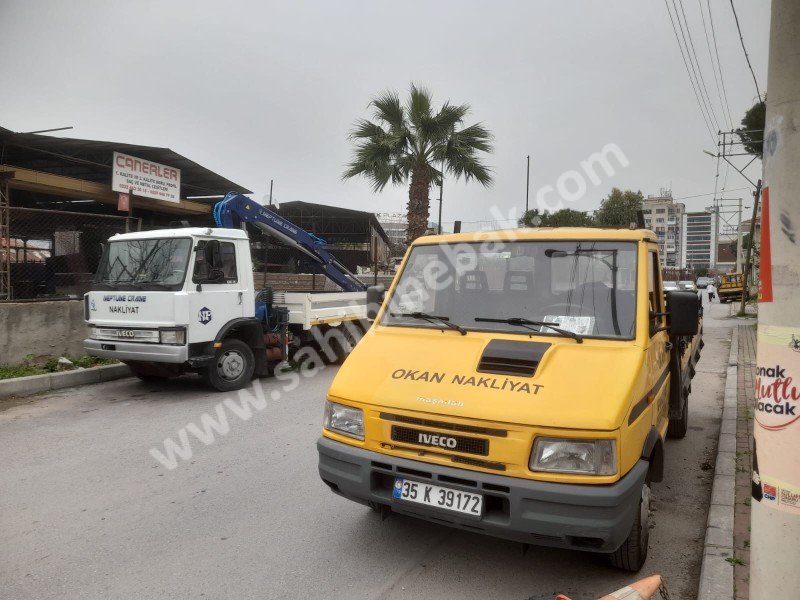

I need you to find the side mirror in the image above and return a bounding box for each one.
[366,285,386,320]
[666,290,700,337]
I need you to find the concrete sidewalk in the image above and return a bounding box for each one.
[734,324,757,599]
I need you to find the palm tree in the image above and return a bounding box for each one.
[343,84,493,242]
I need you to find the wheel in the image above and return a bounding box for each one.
[609,482,651,571]
[203,338,255,392]
[667,391,689,439]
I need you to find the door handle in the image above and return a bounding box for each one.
[238,291,243,305]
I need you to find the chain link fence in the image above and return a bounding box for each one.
[1,207,135,301]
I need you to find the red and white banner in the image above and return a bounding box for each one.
[112,151,181,203]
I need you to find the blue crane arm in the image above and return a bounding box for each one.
[213,192,367,293]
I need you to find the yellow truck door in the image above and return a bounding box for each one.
[646,247,670,434]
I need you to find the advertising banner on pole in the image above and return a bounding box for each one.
[752,323,800,514]
[112,152,181,203]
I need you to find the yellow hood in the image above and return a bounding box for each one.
[328,326,645,431]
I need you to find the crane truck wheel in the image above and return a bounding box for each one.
[203,338,255,392]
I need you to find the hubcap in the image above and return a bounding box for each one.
[217,350,245,380]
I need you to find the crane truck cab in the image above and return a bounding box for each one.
[317,227,701,571]
[84,225,366,391]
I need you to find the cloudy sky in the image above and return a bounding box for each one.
[0,0,770,229]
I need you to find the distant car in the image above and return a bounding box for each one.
[663,280,680,292]
[696,276,714,289]
[679,280,698,293]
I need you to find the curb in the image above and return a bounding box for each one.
[697,326,739,600]
[0,363,132,400]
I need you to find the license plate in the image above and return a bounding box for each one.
[392,478,483,516]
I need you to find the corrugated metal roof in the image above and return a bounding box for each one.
[0,126,252,197]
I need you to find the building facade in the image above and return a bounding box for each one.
[682,210,717,270]
[642,190,685,268]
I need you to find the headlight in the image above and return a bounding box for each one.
[159,328,186,345]
[88,326,99,339]
[530,438,616,475]
[323,401,364,440]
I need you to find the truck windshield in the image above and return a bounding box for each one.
[93,238,192,291]
[382,240,637,340]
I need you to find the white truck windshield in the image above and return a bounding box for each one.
[383,240,637,340]
[93,238,192,291]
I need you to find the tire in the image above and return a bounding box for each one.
[609,482,651,571]
[667,390,689,439]
[203,338,255,392]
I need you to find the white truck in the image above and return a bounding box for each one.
[84,193,368,391]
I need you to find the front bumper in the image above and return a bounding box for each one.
[317,436,648,553]
[84,338,188,363]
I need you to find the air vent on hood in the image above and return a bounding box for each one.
[477,339,550,377]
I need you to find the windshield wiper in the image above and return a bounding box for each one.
[390,312,467,335]
[474,317,584,343]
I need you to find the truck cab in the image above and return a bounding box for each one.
[317,228,700,571]
[84,228,278,390]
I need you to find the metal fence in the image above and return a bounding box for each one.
[1,207,135,301]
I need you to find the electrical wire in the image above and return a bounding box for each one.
[674,0,721,131]
[698,0,733,129]
[729,0,764,103]
[663,0,718,142]
[706,0,735,129]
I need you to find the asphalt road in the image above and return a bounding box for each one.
[1,294,735,600]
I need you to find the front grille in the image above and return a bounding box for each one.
[391,425,489,456]
[92,328,159,343]
[381,412,507,437]
[452,455,506,471]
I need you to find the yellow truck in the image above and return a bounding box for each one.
[317,228,701,571]
[717,273,745,303]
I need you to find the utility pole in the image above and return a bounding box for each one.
[740,181,762,316]
[750,1,800,597]
[437,170,443,235]
[736,196,744,273]
[268,179,274,207]
[525,155,531,215]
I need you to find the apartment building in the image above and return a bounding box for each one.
[682,210,717,270]
[642,190,685,268]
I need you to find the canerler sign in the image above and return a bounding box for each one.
[112,151,181,203]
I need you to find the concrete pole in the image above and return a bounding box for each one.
[750,1,800,597]
[735,196,743,273]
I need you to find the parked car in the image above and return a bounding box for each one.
[679,280,698,294]
[664,280,680,292]
[696,276,714,289]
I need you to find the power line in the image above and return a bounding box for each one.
[663,0,717,141]
[674,0,721,131]
[675,186,749,201]
[706,0,735,129]
[729,0,764,103]
[698,0,733,129]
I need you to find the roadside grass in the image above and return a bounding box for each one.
[0,355,118,380]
